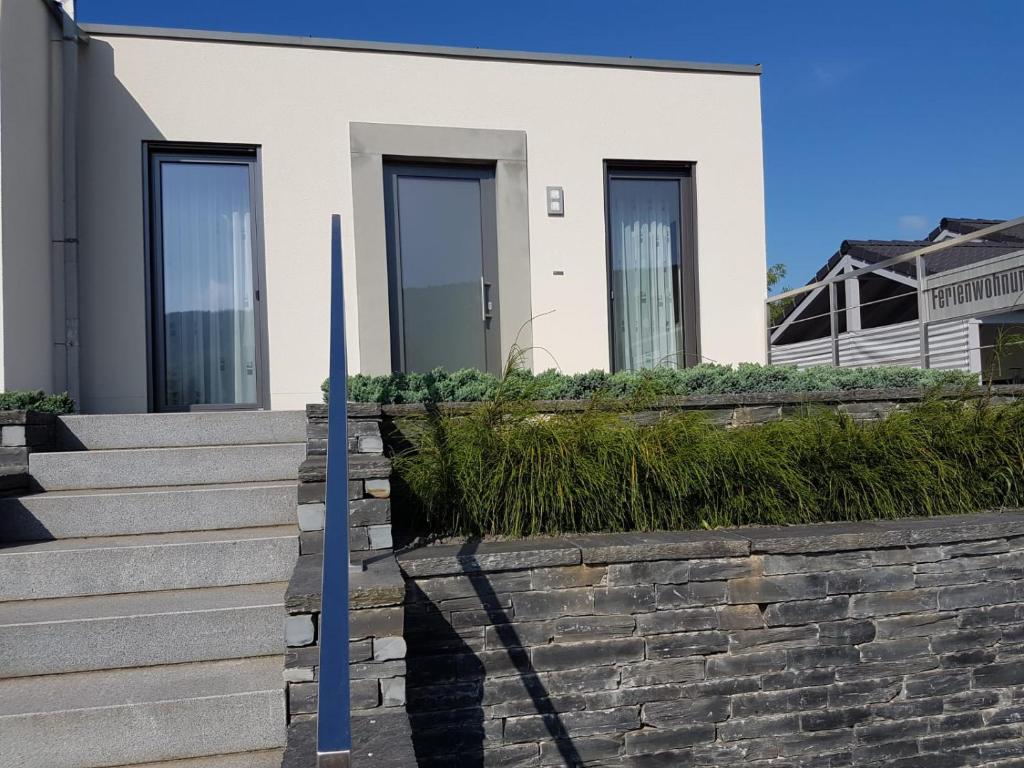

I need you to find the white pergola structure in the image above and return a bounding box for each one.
[767,217,1024,382]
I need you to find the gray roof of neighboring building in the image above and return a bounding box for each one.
[801,239,1024,288]
[78,23,762,76]
[845,239,1023,278]
[927,217,1024,245]
[797,218,1024,289]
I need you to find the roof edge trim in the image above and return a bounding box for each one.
[77,23,762,75]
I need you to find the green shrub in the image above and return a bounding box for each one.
[394,394,1024,537]
[0,390,74,414]
[326,364,977,404]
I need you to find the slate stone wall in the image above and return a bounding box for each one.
[285,403,406,725]
[0,411,55,492]
[396,513,1024,767]
[380,384,1024,431]
[298,403,393,555]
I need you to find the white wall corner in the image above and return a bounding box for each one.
[0,44,5,392]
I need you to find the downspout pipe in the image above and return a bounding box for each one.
[47,0,82,408]
[60,8,81,409]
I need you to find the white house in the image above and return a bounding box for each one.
[0,0,768,412]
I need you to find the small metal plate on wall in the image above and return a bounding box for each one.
[546,186,564,216]
[318,751,351,768]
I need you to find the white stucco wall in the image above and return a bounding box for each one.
[0,0,57,392]
[76,31,766,412]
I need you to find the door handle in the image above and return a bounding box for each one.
[481,278,494,323]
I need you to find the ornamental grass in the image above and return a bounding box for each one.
[393,374,1024,538]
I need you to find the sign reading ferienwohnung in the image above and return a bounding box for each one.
[922,250,1024,323]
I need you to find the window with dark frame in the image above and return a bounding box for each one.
[605,163,699,372]
[146,145,268,411]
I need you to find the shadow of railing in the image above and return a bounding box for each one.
[459,539,585,764]
[405,579,486,764]
[405,539,583,765]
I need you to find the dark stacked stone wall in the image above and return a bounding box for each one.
[0,411,54,492]
[285,403,405,723]
[397,515,1024,767]
[380,384,1024,429]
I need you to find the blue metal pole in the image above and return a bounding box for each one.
[317,214,352,767]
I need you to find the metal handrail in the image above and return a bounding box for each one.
[316,214,353,767]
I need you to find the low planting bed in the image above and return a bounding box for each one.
[0,392,68,492]
[392,388,1024,539]
[314,381,1024,766]
[0,390,73,414]
[329,363,977,405]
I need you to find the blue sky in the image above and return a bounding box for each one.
[79,0,1024,287]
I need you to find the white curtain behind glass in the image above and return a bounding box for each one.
[160,162,257,407]
[609,178,682,370]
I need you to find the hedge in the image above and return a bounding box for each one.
[0,390,74,414]
[394,393,1024,537]
[326,364,977,404]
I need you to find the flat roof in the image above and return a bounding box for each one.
[78,23,762,76]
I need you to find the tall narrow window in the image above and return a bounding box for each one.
[148,147,266,411]
[606,165,697,371]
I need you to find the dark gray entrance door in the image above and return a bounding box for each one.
[384,163,500,374]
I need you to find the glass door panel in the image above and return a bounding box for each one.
[153,157,260,409]
[385,164,499,374]
[608,177,684,371]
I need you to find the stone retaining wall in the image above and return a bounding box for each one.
[0,411,55,492]
[397,513,1024,767]
[379,384,1024,429]
[284,550,407,721]
[285,403,408,733]
[286,393,1024,765]
[300,404,393,554]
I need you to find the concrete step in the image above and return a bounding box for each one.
[0,582,288,677]
[29,442,306,491]
[0,525,298,601]
[0,656,286,768]
[56,410,306,451]
[0,481,297,541]
[118,750,284,768]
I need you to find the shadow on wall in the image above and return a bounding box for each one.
[75,39,168,413]
[404,540,583,766]
[0,0,57,392]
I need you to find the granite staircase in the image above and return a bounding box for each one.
[0,411,306,768]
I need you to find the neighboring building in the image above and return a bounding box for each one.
[0,0,768,413]
[770,218,1024,381]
